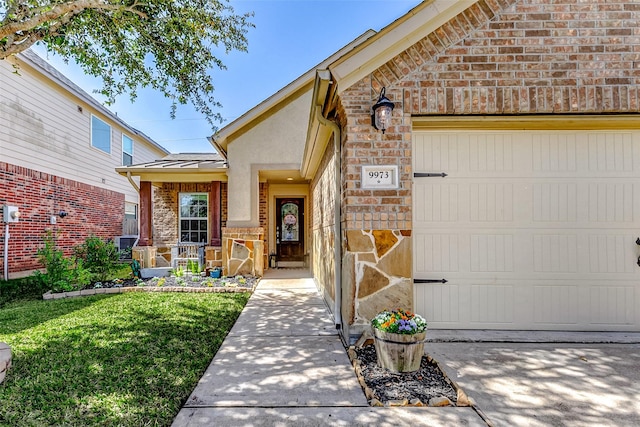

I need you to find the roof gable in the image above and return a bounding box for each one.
[371,0,640,116]
[212,30,377,151]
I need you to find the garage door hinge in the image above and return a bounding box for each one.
[414,278,448,284]
[414,172,447,178]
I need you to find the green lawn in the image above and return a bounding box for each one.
[0,292,250,426]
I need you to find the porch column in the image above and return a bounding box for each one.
[138,181,152,246]
[210,181,221,246]
[226,163,260,227]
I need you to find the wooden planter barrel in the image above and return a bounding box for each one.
[373,328,426,373]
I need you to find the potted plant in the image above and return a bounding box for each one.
[371,308,427,373]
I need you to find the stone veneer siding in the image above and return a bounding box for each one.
[222,227,264,277]
[334,0,640,336]
[0,161,124,278]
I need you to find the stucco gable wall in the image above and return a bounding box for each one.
[226,89,312,225]
[227,90,311,166]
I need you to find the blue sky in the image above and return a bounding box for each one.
[35,0,418,153]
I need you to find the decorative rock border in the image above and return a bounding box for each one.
[0,342,11,384]
[347,334,472,408]
[43,284,256,300]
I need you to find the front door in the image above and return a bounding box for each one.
[276,198,304,262]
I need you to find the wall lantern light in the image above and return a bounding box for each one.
[58,211,68,218]
[371,87,395,134]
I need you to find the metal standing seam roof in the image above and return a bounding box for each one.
[118,153,227,170]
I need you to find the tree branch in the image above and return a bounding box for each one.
[0,0,147,42]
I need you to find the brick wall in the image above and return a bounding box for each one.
[374,0,640,116]
[259,182,268,252]
[310,138,338,301]
[0,161,124,277]
[153,182,227,247]
[338,80,413,232]
[338,0,640,230]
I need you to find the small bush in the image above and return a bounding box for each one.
[31,231,91,293]
[74,235,121,282]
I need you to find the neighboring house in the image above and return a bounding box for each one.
[0,50,169,279]
[120,0,640,340]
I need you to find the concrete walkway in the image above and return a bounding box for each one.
[172,270,484,426]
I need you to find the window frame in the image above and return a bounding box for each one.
[178,192,209,243]
[122,134,134,166]
[125,202,138,220]
[91,115,112,154]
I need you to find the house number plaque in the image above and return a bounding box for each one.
[361,165,399,189]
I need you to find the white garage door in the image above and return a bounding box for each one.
[413,130,640,331]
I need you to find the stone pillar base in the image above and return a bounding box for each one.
[222,228,265,277]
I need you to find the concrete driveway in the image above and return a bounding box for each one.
[174,267,640,426]
[429,342,640,426]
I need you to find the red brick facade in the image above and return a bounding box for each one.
[0,161,124,277]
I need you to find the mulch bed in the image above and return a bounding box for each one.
[86,275,258,290]
[349,341,470,407]
[43,275,258,300]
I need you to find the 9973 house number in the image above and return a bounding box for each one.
[361,165,398,189]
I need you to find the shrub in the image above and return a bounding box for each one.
[32,231,91,293]
[186,259,202,274]
[74,236,121,282]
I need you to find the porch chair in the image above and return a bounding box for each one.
[171,243,203,271]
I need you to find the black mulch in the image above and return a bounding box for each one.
[354,345,458,405]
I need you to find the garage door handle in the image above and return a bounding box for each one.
[414,278,448,284]
[414,172,447,178]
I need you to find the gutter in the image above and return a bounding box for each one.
[314,106,343,332]
[207,136,228,161]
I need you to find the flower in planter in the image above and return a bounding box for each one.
[371,308,427,335]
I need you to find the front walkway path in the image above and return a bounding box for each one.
[172,269,484,426]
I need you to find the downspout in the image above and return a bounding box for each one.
[125,171,140,247]
[315,107,342,331]
[126,171,140,193]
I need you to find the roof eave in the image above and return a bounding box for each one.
[301,70,334,180]
[211,29,378,152]
[329,0,477,91]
